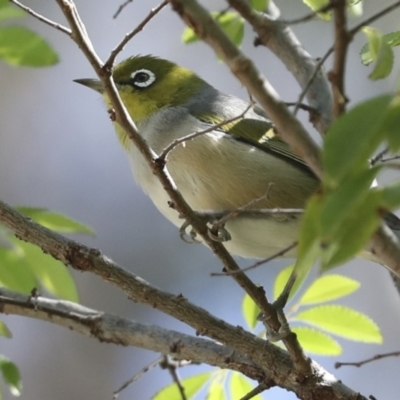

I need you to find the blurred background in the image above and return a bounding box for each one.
[1,1,400,399]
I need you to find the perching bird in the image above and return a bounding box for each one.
[75,55,400,268]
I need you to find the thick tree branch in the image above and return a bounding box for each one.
[0,288,262,379]
[226,0,334,134]
[0,201,368,399]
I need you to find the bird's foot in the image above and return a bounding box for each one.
[258,273,297,342]
[179,211,232,244]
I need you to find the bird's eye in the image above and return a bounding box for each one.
[130,69,156,88]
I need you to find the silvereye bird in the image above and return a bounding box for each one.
[75,55,400,264]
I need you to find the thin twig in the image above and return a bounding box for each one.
[106,1,168,69]
[239,382,270,400]
[9,0,71,34]
[113,0,134,19]
[293,49,333,116]
[113,356,163,399]
[349,0,400,37]
[161,355,187,400]
[335,351,400,369]
[211,242,298,276]
[370,147,389,166]
[285,102,317,114]
[158,101,255,161]
[281,3,334,25]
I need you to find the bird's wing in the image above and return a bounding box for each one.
[192,110,315,177]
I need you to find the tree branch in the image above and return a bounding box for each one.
[0,288,261,379]
[330,0,350,117]
[0,201,369,399]
[226,0,334,134]
[53,0,288,358]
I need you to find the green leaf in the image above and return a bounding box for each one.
[294,194,323,283]
[381,95,400,152]
[242,293,260,330]
[361,30,400,65]
[251,0,268,12]
[302,0,331,21]
[321,191,382,269]
[152,372,212,400]
[15,240,79,302]
[230,372,261,400]
[323,94,393,184]
[299,275,360,305]
[320,167,378,238]
[296,304,382,343]
[361,27,394,80]
[273,265,294,301]
[0,356,22,396]
[381,182,400,209]
[273,264,304,301]
[182,12,244,47]
[0,321,12,339]
[0,0,8,8]
[348,0,363,17]
[291,326,342,355]
[207,380,225,400]
[17,207,94,235]
[0,246,37,293]
[0,26,58,67]
[0,6,26,22]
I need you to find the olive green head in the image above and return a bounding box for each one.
[75,55,206,123]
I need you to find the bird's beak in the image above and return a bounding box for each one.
[74,78,104,94]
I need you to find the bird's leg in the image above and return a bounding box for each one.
[178,211,232,244]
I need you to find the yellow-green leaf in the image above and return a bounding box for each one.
[0,321,12,339]
[17,207,94,235]
[361,27,395,79]
[182,12,244,47]
[0,246,36,293]
[0,26,58,67]
[348,0,363,17]
[0,6,26,22]
[207,380,225,400]
[242,293,260,329]
[0,356,21,397]
[320,191,382,269]
[299,275,360,305]
[230,372,261,400]
[15,240,79,302]
[294,194,323,284]
[302,0,331,21]
[295,305,382,343]
[152,372,212,400]
[381,95,400,152]
[251,0,268,12]
[361,30,400,65]
[291,326,342,355]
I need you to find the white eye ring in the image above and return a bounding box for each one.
[130,69,156,88]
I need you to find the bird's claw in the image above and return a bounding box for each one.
[258,273,297,342]
[179,219,202,243]
[207,223,232,242]
[178,211,232,244]
[260,306,291,342]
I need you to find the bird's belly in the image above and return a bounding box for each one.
[137,170,300,259]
